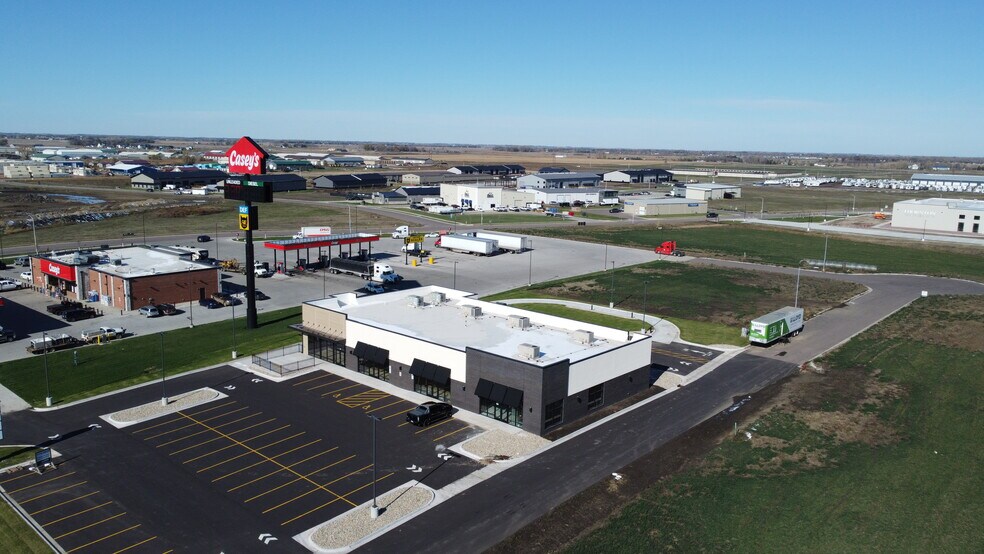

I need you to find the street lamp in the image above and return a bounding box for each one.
[821,234,830,272]
[642,280,649,332]
[42,331,52,407]
[603,243,608,271]
[452,261,458,289]
[527,240,533,286]
[29,216,39,255]
[794,267,801,308]
[160,332,167,406]
[608,261,615,308]
[367,414,381,519]
[231,301,238,359]
[759,197,765,219]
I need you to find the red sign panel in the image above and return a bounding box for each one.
[40,259,77,282]
[226,136,268,175]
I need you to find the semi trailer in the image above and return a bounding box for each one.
[749,306,804,345]
[473,231,530,253]
[435,235,499,256]
[329,257,402,283]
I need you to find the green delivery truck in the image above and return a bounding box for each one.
[749,306,804,345]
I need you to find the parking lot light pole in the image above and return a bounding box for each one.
[368,414,381,519]
[42,331,52,407]
[608,261,615,308]
[29,216,39,255]
[160,332,167,406]
[527,240,533,286]
[642,280,649,332]
[452,261,458,290]
[794,268,801,308]
[822,235,830,272]
[759,198,765,219]
[231,302,238,359]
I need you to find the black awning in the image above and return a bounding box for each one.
[353,341,368,358]
[475,378,523,409]
[410,359,451,386]
[354,342,388,366]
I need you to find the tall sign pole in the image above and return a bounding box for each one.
[226,136,269,330]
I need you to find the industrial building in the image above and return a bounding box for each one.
[527,188,619,206]
[295,287,652,435]
[910,173,984,192]
[130,168,228,190]
[891,198,984,235]
[439,183,536,210]
[673,183,742,200]
[447,165,525,176]
[240,173,307,192]
[266,159,314,172]
[313,173,388,189]
[2,162,52,179]
[28,246,219,311]
[622,197,707,216]
[603,168,673,184]
[394,185,442,202]
[401,172,493,185]
[516,172,602,189]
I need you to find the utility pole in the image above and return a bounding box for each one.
[822,235,829,272]
[609,261,615,308]
[794,268,801,307]
[368,414,381,519]
[527,240,533,286]
[160,333,167,406]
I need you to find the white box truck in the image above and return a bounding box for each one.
[293,226,332,239]
[435,235,498,256]
[473,231,530,253]
[749,306,804,345]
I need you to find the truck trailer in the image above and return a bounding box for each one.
[329,257,402,283]
[473,231,530,253]
[435,235,499,256]
[293,226,332,239]
[749,306,804,345]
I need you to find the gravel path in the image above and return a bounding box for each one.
[462,430,550,460]
[310,485,433,551]
[106,388,220,425]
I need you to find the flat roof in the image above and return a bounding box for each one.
[624,197,706,205]
[307,286,647,365]
[911,173,984,183]
[65,246,215,278]
[264,232,380,251]
[895,197,984,211]
[683,183,742,190]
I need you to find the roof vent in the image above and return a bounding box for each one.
[462,305,482,318]
[407,295,423,308]
[573,330,594,344]
[425,292,446,305]
[508,315,530,329]
[113,259,123,266]
[517,343,540,360]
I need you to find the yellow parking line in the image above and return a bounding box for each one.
[175,411,357,507]
[169,417,276,456]
[432,425,470,442]
[247,457,359,504]
[21,481,87,504]
[292,372,335,386]
[184,424,290,465]
[320,383,362,397]
[144,407,250,440]
[112,536,157,553]
[259,462,370,513]
[54,512,126,540]
[225,447,338,491]
[132,400,237,434]
[306,377,347,391]
[415,418,454,434]
[211,435,313,483]
[382,409,409,421]
[339,391,390,408]
[193,425,293,472]
[0,470,43,486]
[29,491,99,516]
[7,471,77,494]
[65,524,140,553]
[280,472,394,526]
[366,398,408,413]
[40,501,114,526]
[156,412,262,449]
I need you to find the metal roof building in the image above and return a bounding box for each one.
[891,197,984,235]
[516,172,602,189]
[313,173,388,189]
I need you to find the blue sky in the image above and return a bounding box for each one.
[1,0,982,156]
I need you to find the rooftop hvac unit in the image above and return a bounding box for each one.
[462,305,482,318]
[517,343,540,360]
[425,292,446,305]
[508,315,530,329]
[573,330,594,344]
[407,295,423,308]
[113,259,123,266]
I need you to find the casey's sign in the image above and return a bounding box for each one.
[226,136,268,175]
[40,259,77,282]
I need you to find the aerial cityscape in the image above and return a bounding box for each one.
[0,1,982,553]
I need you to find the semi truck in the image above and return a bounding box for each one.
[654,240,685,257]
[392,225,411,239]
[293,226,332,239]
[434,234,499,256]
[329,257,402,283]
[473,231,530,253]
[748,306,804,345]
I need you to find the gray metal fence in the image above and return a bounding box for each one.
[251,343,316,376]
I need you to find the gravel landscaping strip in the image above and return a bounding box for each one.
[462,429,550,460]
[105,388,221,426]
[310,485,433,551]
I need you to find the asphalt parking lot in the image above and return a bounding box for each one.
[0,365,483,552]
[650,342,722,377]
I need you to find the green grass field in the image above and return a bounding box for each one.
[0,501,49,554]
[511,222,984,281]
[0,307,301,406]
[570,295,984,552]
[706,186,978,214]
[508,303,651,333]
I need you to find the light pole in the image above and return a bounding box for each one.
[160,332,167,406]
[322,266,327,298]
[608,261,615,308]
[821,235,829,272]
[603,243,608,271]
[851,195,856,214]
[452,261,458,289]
[0,225,5,262]
[142,212,147,245]
[214,222,218,259]
[231,301,238,359]
[642,280,649,332]
[759,197,765,219]
[42,331,52,407]
[527,240,533,286]
[794,267,801,307]
[367,414,381,519]
[29,216,39,255]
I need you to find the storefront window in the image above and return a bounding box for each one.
[544,399,564,429]
[357,358,389,381]
[414,376,450,401]
[479,397,523,428]
[308,335,345,366]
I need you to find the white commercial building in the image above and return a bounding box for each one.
[622,197,707,216]
[910,173,984,193]
[296,286,652,435]
[439,183,536,210]
[528,188,620,206]
[673,183,742,200]
[3,163,52,179]
[891,198,984,235]
[516,172,602,189]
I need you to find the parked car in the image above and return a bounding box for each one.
[609,207,623,213]
[80,329,112,343]
[99,326,126,339]
[62,308,97,322]
[199,298,222,309]
[235,290,270,302]
[363,282,385,294]
[0,327,16,343]
[19,271,32,282]
[197,235,211,243]
[405,402,453,426]
[211,292,238,306]
[156,303,177,315]
[706,212,719,219]
[47,301,83,315]
[0,280,20,292]
[14,256,30,267]
[138,305,160,317]
[424,232,440,238]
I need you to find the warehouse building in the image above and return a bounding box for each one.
[447,164,525,176]
[910,173,984,192]
[673,183,742,200]
[295,287,652,435]
[603,168,673,184]
[891,198,984,235]
[313,173,388,189]
[243,173,307,192]
[130,168,227,190]
[266,158,314,172]
[528,187,619,206]
[394,185,442,202]
[439,183,536,210]
[622,197,707,216]
[2,162,52,179]
[516,172,602,189]
[401,172,492,185]
[29,245,219,310]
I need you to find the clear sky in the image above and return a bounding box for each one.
[2,0,982,156]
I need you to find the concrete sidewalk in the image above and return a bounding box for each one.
[0,383,31,413]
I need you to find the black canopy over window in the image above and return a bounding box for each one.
[409,359,451,386]
[475,378,523,409]
[353,341,388,366]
